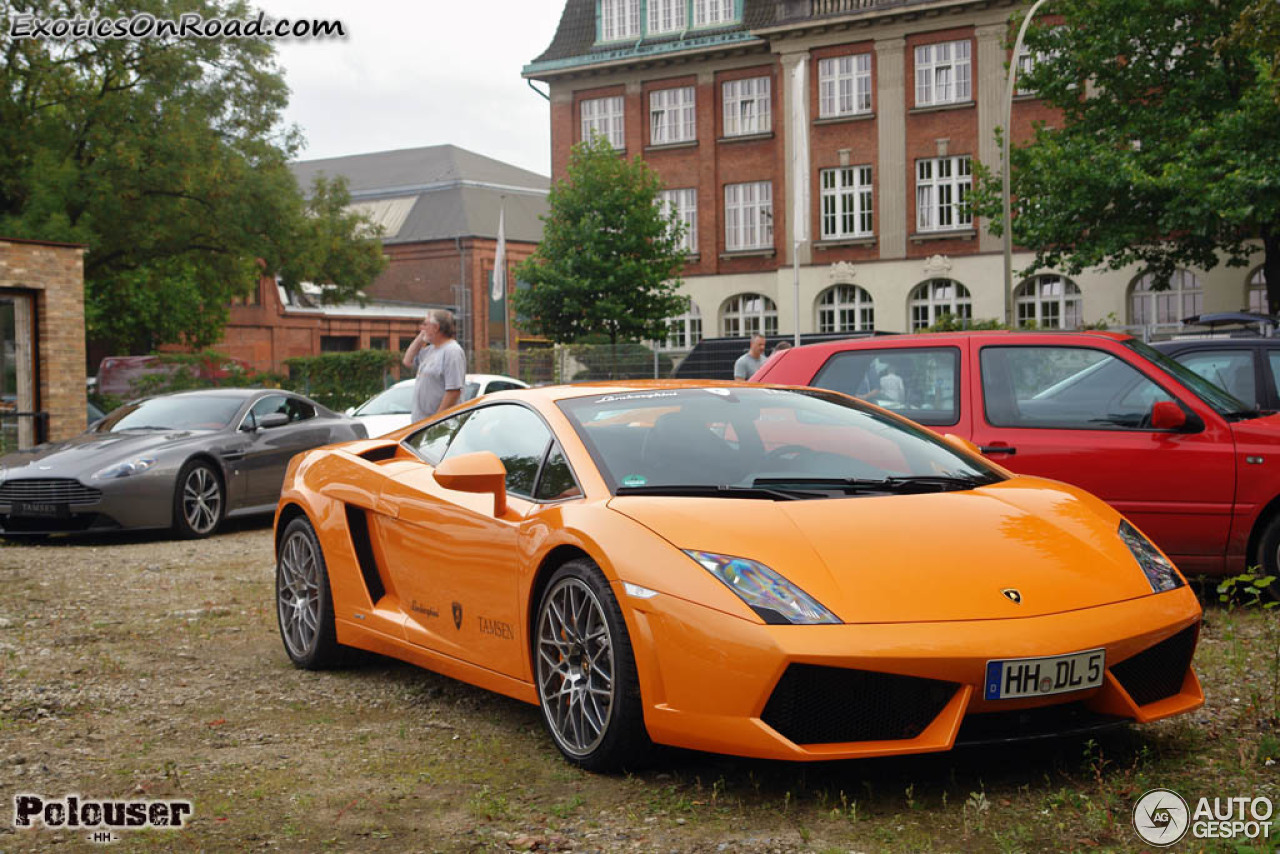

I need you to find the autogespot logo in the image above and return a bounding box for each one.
[1133,788,1190,847]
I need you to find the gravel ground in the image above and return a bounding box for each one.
[0,520,1274,853]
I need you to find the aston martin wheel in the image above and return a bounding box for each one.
[276,516,344,669]
[172,459,224,538]
[534,558,648,771]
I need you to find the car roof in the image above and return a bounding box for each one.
[1154,337,1276,350]
[773,328,1134,358]
[385,373,524,391]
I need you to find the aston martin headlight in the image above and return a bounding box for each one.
[1119,520,1183,592]
[684,550,841,625]
[92,457,157,480]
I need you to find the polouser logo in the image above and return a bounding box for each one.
[1133,788,1190,846]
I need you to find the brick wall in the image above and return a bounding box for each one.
[0,238,87,442]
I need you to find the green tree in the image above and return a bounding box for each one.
[972,0,1280,308]
[513,134,688,377]
[0,0,385,354]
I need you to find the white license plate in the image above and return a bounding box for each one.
[984,649,1105,700]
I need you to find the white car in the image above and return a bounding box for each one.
[346,373,529,437]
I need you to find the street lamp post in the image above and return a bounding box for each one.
[1003,0,1051,326]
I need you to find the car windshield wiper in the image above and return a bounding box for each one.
[115,425,172,431]
[1224,408,1263,422]
[614,484,826,500]
[753,474,989,494]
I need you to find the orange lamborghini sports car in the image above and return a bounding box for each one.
[273,381,1203,770]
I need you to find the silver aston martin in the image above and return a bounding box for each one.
[0,389,366,539]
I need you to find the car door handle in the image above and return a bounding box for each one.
[979,445,1017,455]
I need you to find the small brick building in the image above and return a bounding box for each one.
[0,237,87,447]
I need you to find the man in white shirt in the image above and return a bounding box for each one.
[733,334,768,380]
[402,310,466,422]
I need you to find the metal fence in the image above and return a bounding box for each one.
[465,344,687,386]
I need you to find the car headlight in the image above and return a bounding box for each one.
[1118,520,1183,592]
[93,457,157,480]
[684,550,841,625]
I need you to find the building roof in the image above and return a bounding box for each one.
[526,0,776,75]
[290,145,549,245]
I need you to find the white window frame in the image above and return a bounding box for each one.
[650,86,696,145]
[1015,275,1083,329]
[914,40,972,106]
[722,76,771,137]
[724,181,773,252]
[663,303,703,350]
[694,0,738,28]
[581,96,625,150]
[600,0,640,41]
[648,0,686,34]
[722,293,778,337]
[909,279,972,330]
[818,54,872,118]
[820,166,874,240]
[1129,269,1203,326]
[916,156,972,232]
[817,284,875,332]
[658,188,698,254]
[1248,268,1268,314]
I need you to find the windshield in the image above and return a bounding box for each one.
[355,384,413,416]
[1125,339,1254,417]
[558,387,1002,496]
[97,396,244,432]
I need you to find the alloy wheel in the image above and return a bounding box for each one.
[182,466,221,535]
[536,577,616,757]
[277,529,321,659]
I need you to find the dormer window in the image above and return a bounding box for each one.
[600,0,640,41]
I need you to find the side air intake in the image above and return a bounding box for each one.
[344,505,386,604]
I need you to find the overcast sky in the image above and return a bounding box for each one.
[253,1,565,177]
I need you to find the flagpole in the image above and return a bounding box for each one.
[791,57,809,348]
[501,198,511,352]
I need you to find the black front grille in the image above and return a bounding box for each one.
[0,513,117,533]
[761,665,957,745]
[1111,624,1197,707]
[0,478,102,504]
[956,701,1128,746]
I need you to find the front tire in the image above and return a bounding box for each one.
[172,459,224,538]
[276,516,345,669]
[534,558,649,771]
[1252,514,1280,603]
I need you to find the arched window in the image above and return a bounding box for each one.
[816,285,875,332]
[663,303,702,350]
[1129,269,1202,326]
[909,279,971,330]
[1014,275,1083,329]
[721,293,778,337]
[1248,268,1268,314]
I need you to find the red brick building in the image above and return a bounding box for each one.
[0,237,87,446]
[208,145,550,373]
[524,0,1265,346]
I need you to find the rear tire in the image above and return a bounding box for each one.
[1251,514,1280,603]
[172,459,224,539]
[276,516,345,669]
[534,558,650,772]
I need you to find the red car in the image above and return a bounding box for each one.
[756,330,1280,580]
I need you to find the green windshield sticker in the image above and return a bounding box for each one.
[622,474,647,487]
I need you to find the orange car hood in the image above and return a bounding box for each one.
[608,480,1156,624]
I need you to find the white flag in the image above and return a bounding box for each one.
[791,57,810,245]
[491,206,506,302]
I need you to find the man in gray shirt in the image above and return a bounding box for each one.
[402,309,466,422]
[733,333,768,380]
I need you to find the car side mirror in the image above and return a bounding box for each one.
[1151,400,1190,431]
[433,451,508,516]
[256,412,290,431]
[942,433,982,457]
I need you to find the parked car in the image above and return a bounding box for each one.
[1153,315,1280,413]
[346,374,529,436]
[96,354,254,397]
[756,330,1280,582]
[274,380,1201,769]
[0,389,366,539]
